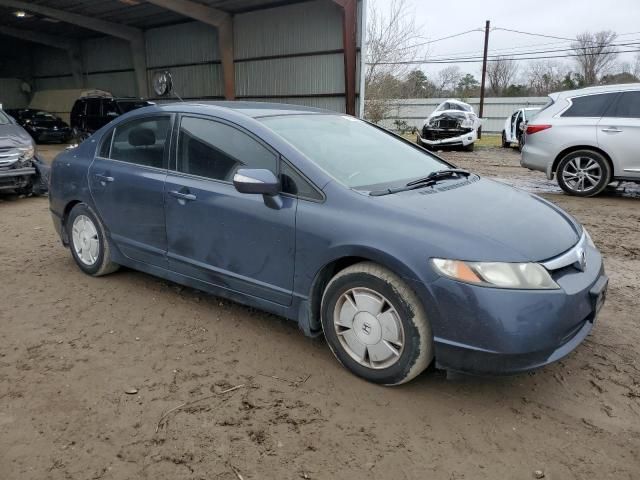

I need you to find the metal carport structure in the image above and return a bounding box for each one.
[0,0,365,116]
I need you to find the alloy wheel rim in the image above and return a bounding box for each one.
[333,287,404,369]
[72,215,99,266]
[562,157,602,193]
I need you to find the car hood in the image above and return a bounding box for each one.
[371,177,580,263]
[0,124,34,148]
[423,110,481,129]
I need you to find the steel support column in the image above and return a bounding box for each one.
[145,0,235,100]
[332,0,358,115]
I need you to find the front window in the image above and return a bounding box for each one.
[260,114,448,190]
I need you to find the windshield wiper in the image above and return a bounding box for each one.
[405,169,470,186]
[369,169,471,196]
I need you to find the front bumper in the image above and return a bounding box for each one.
[418,128,477,147]
[0,166,36,191]
[413,245,607,375]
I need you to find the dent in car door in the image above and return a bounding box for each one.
[164,115,296,306]
[88,115,173,267]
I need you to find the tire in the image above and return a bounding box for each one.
[556,149,611,197]
[66,203,119,276]
[501,131,509,148]
[463,142,475,152]
[321,262,433,386]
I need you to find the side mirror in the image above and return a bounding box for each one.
[233,168,280,196]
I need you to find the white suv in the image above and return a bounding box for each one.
[521,83,640,196]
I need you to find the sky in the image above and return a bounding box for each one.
[372,0,640,80]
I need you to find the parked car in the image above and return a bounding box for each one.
[49,102,608,385]
[502,107,540,150]
[6,108,72,144]
[0,108,49,195]
[416,99,481,151]
[70,92,153,140]
[521,83,640,196]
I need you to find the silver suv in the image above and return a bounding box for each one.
[521,83,640,196]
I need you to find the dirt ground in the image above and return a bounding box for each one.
[1,142,639,480]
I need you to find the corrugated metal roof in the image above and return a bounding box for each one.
[0,0,313,40]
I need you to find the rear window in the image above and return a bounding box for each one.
[562,93,618,117]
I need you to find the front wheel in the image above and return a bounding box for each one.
[556,150,611,197]
[321,262,433,385]
[463,142,475,152]
[66,203,119,276]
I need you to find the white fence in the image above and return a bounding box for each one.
[378,97,549,134]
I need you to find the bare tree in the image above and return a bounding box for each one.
[435,66,462,95]
[365,0,425,86]
[487,57,518,96]
[571,31,618,85]
[364,0,425,122]
[526,60,567,95]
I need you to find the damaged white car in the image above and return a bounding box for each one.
[416,99,481,151]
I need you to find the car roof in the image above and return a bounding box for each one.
[552,82,640,99]
[153,101,335,118]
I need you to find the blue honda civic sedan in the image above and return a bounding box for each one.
[49,102,608,385]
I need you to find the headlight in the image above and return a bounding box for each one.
[460,119,474,128]
[431,258,559,290]
[18,145,35,162]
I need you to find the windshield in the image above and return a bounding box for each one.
[260,114,448,190]
[0,110,11,125]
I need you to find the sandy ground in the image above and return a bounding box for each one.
[1,143,639,480]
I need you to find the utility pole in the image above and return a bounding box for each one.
[478,20,490,139]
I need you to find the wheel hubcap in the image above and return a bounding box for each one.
[562,157,602,193]
[72,215,99,266]
[333,287,404,369]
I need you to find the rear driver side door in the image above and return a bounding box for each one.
[164,115,297,306]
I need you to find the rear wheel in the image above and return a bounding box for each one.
[321,262,433,385]
[556,150,611,197]
[66,203,119,276]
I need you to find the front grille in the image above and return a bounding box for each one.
[435,118,459,129]
[0,147,20,168]
[422,126,472,141]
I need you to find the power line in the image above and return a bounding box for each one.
[393,28,483,52]
[367,48,640,65]
[491,27,575,42]
[423,41,640,63]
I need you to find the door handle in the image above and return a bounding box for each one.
[94,173,114,183]
[601,127,622,133]
[168,190,197,202]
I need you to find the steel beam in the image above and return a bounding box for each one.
[0,0,148,97]
[332,0,358,115]
[145,0,235,100]
[0,25,84,87]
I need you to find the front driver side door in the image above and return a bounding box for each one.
[164,115,296,306]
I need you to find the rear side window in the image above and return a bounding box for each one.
[610,91,640,118]
[177,116,277,182]
[86,99,100,116]
[562,93,618,117]
[110,116,171,168]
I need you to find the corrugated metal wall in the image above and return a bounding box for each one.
[0,78,30,108]
[381,97,550,133]
[25,0,362,112]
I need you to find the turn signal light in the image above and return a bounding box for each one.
[526,124,552,135]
